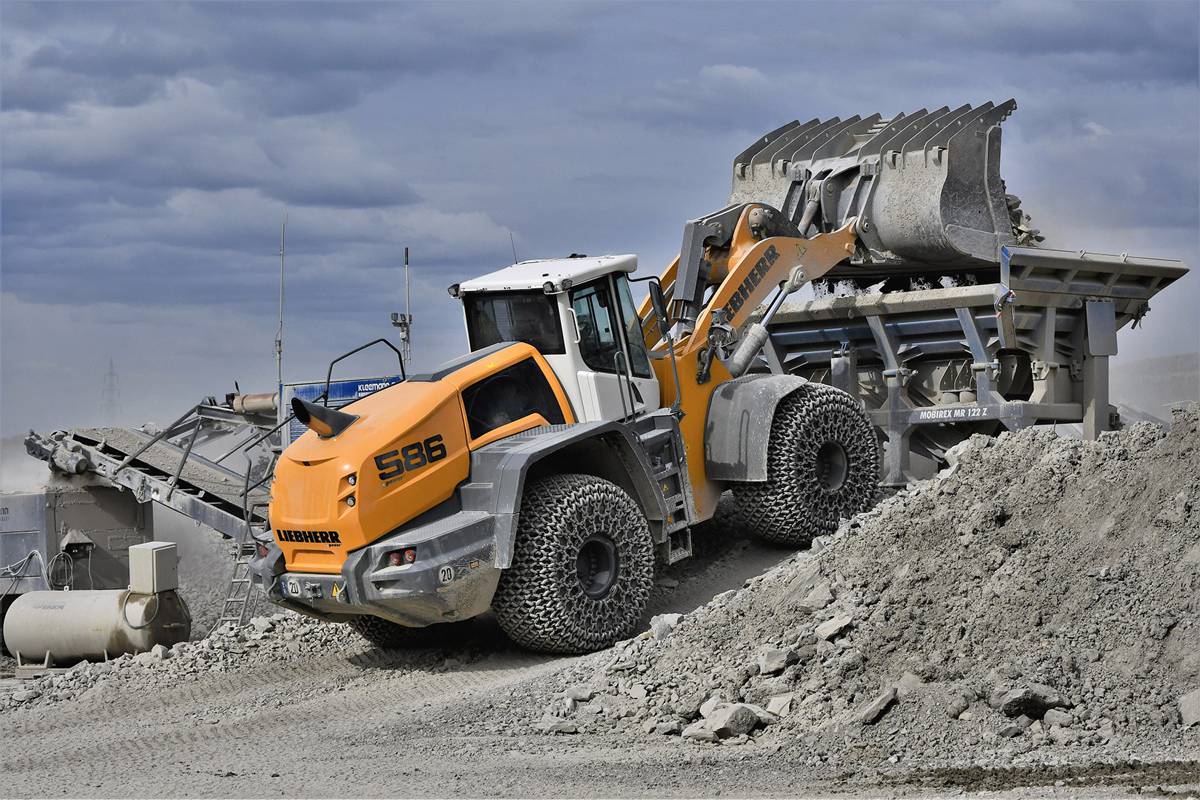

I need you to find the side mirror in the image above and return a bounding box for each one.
[649,281,671,340]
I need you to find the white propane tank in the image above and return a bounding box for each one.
[2,589,191,665]
[2,541,189,665]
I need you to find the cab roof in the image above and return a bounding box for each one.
[458,254,637,293]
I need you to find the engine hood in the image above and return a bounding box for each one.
[270,379,470,573]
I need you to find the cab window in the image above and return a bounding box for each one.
[615,275,653,379]
[463,291,564,355]
[461,358,565,439]
[570,280,621,374]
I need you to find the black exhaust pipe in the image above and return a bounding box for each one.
[291,397,359,439]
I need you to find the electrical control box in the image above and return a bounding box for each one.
[128,541,178,594]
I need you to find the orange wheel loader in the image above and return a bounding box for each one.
[253,103,1042,653]
[252,222,879,653]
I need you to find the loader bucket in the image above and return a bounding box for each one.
[730,100,1040,273]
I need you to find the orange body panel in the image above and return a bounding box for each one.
[650,347,728,521]
[469,413,551,449]
[641,207,859,522]
[271,380,469,573]
[269,343,574,573]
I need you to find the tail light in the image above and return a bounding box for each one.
[256,542,269,558]
[387,548,417,567]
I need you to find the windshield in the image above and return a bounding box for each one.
[463,291,565,355]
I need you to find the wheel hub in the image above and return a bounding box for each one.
[575,535,619,600]
[816,441,849,491]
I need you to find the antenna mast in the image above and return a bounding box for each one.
[404,246,412,367]
[391,246,413,368]
[276,212,286,388]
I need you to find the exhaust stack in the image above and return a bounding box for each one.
[291,397,358,439]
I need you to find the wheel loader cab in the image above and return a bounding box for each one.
[455,254,660,423]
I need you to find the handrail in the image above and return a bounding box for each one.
[322,339,406,407]
[112,403,202,476]
[613,353,630,420]
[613,351,638,421]
[235,412,294,457]
[234,414,295,516]
[212,429,266,465]
[164,418,202,501]
[566,307,582,344]
[240,446,279,524]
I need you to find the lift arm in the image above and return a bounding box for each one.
[641,203,859,368]
[637,203,860,521]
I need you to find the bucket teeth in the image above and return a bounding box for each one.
[730,100,1029,273]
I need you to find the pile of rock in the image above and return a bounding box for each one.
[537,408,1200,766]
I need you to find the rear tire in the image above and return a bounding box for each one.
[492,474,654,654]
[687,495,748,557]
[733,383,878,546]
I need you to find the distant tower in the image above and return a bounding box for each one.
[101,358,119,424]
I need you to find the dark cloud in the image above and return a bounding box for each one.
[1,0,1197,438]
[28,31,208,79]
[2,1,596,115]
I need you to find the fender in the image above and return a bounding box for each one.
[464,421,668,568]
[704,374,810,483]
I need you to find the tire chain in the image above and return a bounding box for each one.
[492,474,654,654]
[348,615,446,649]
[733,383,879,546]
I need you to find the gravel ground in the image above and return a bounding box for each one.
[4,616,1196,798]
[2,410,1198,797]
[531,409,1200,767]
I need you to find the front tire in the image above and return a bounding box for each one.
[492,474,654,654]
[733,383,879,546]
[348,615,427,649]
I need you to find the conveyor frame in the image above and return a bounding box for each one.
[762,246,1188,485]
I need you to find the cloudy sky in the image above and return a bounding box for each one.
[2,0,1198,440]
